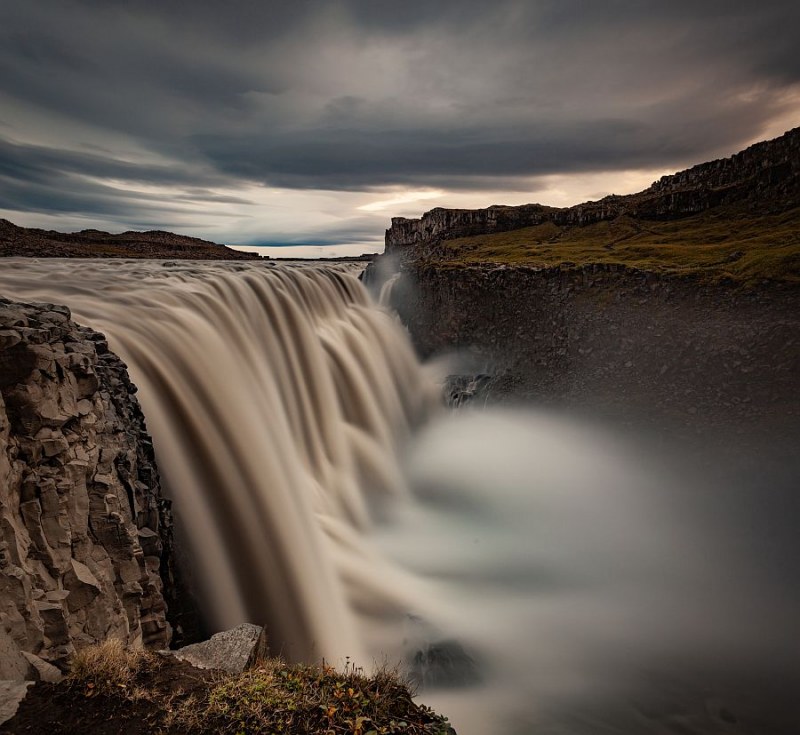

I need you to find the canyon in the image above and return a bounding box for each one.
[0,127,797,733]
[371,128,800,437]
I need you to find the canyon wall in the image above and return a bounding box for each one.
[0,299,173,678]
[386,127,800,253]
[391,264,800,436]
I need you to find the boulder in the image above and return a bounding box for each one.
[168,624,268,675]
[0,681,32,728]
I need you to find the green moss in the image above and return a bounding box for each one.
[426,206,800,284]
[189,661,451,735]
[67,642,452,735]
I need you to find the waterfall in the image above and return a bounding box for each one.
[1,259,797,734]
[0,260,437,664]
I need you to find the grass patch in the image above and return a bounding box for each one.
[425,206,800,284]
[174,660,451,735]
[68,638,161,697]
[63,642,453,735]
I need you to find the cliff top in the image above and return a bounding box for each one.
[428,205,800,284]
[389,127,800,230]
[0,219,261,260]
[385,127,800,283]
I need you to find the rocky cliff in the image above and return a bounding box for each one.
[0,299,173,679]
[385,127,800,253]
[0,220,261,260]
[390,262,800,436]
[372,127,800,432]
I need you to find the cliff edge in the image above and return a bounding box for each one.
[375,128,800,432]
[0,299,174,678]
[0,220,261,260]
[385,127,800,257]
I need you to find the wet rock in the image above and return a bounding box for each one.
[408,640,481,689]
[444,373,499,408]
[391,263,800,436]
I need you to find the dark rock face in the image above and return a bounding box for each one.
[0,298,173,677]
[385,127,800,254]
[392,264,800,435]
[0,220,261,260]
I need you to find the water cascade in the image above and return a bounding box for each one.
[0,260,437,664]
[1,259,797,734]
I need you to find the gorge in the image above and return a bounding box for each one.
[0,259,798,734]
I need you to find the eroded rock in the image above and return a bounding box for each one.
[0,298,174,674]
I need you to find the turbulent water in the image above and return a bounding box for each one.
[0,259,798,734]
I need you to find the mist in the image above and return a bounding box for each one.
[375,409,800,734]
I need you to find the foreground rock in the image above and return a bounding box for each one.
[0,681,31,728]
[168,623,268,674]
[0,298,174,678]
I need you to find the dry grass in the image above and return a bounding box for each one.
[67,638,160,696]
[67,642,452,735]
[426,206,800,284]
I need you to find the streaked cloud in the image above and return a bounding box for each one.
[0,0,797,251]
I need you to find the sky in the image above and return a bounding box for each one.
[0,1,799,256]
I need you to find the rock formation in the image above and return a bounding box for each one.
[391,263,800,435]
[373,128,800,434]
[385,127,800,254]
[0,220,261,259]
[0,298,173,678]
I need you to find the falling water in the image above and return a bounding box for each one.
[0,259,797,734]
[0,259,437,664]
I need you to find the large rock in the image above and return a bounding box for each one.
[0,681,31,727]
[168,623,268,674]
[0,298,174,676]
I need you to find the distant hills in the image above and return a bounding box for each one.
[0,220,261,259]
[385,127,800,282]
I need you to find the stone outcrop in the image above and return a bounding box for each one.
[385,127,800,254]
[168,623,269,675]
[391,263,800,436]
[0,298,173,677]
[0,220,261,259]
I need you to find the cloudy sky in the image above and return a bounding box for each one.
[1,1,798,255]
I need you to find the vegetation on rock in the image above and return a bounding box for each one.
[416,205,800,284]
[5,640,454,735]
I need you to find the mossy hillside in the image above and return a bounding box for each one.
[424,206,800,283]
[51,640,455,735]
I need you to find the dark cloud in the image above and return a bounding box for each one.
[0,138,233,188]
[0,0,798,236]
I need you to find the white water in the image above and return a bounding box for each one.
[0,260,797,734]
